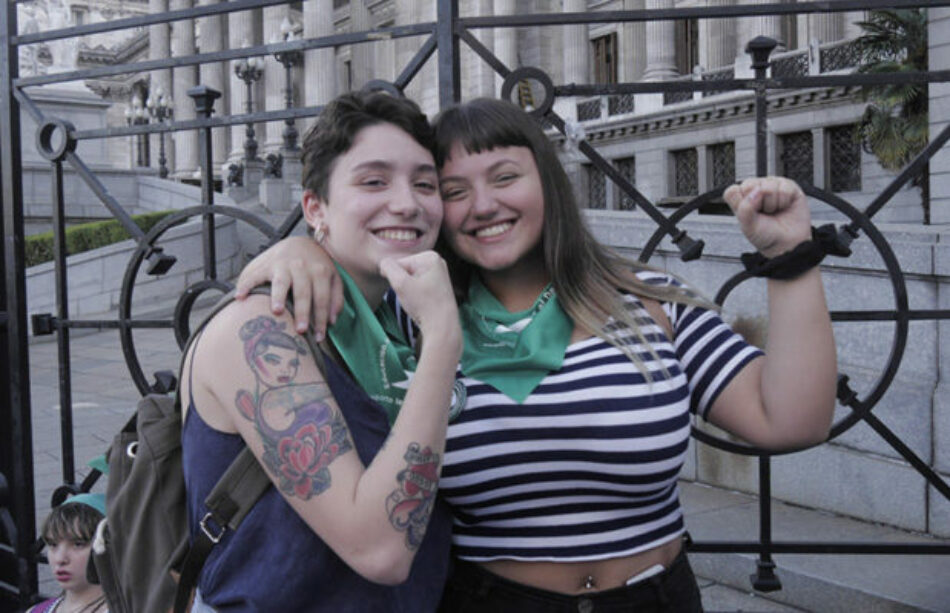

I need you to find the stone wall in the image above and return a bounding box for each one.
[586,210,950,537]
[26,216,242,318]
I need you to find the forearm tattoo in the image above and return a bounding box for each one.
[386,443,440,550]
[235,316,352,499]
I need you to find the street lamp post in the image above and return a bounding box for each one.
[234,51,265,161]
[273,17,303,152]
[125,98,149,167]
[145,87,173,178]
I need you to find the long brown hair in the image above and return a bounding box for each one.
[432,98,705,363]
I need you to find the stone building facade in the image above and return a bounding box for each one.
[120,0,925,222]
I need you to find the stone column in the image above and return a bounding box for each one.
[148,0,173,174]
[558,0,588,121]
[640,0,677,112]
[399,0,438,114]
[303,0,337,108]
[562,0,588,85]
[350,0,374,90]
[619,0,646,82]
[170,0,198,178]
[492,0,517,97]
[702,0,737,70]
[262,4,290,152]
[465,0,495,99]
[736,0,783,77]
[197,0,228,170]
[228,5,261,161]
[808,1,843,45]
[643,0,677,81]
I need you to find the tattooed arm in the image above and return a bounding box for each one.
[183,273,461,584]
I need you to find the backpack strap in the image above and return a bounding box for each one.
[173,286,333,613]
[174,446,268,613]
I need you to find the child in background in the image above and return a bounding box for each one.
[27,494,108,613]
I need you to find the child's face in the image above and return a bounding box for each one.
[47,536,93,592]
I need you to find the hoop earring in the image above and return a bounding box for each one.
[314,222,327,245]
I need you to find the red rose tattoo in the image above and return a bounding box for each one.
[276,422,344,498]
[386,443,440,550]
[264,407,351,499]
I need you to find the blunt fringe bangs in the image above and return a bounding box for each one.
[42,501,104,546]
[433,98,539,167]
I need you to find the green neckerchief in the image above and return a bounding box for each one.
[458,277,573,403]
[327,264,417,425]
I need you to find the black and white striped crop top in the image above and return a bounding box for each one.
[391,271,762,562]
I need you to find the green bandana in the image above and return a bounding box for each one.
[459,278,573,403]
[328,264,417,425]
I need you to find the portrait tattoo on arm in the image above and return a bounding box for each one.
[234,316,352,499]
[386,443,441,550]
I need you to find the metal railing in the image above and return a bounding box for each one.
[3,0,950,607]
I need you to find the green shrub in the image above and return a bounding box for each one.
[26,210,176,268]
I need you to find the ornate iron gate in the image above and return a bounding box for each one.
[2,0,950,607]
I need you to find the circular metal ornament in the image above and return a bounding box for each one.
[500,66,555,117]
[36,118,78,162]
[119,205,282,395]
[639,185,907,456]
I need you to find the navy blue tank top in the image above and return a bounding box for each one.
[182,349,452,612]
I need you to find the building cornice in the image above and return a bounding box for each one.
[559,85,861,145]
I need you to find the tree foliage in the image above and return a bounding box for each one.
[855,9,928,172]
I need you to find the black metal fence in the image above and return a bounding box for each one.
[3,0,950,607]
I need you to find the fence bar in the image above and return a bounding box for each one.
[0,1,37,606]
[753,457,781,591]
[50,159,75,487]
[437,0,461,108]
[690,541,950,554]
[189,86,222,280]
[459,0,950,28]
[16,24,438,89]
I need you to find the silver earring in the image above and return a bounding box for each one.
[314,222,327,244]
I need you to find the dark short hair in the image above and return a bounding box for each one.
[301,91,435,201]
[42,501,104,546]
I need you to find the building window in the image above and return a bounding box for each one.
[672,148,698,197]
[616,156,636,211]
[779,131,814,187]
[674,19,699,75]
[342,59,353,92]
[708,142,735,189]
[585,164,607,209]
[827,124,861,192]
[591,33,618,85]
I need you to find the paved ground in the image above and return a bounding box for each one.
[23,311,950,611]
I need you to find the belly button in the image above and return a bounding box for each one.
[582,574,596,590]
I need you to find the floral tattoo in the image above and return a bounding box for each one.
[235,316,352,499]
[385,443,440,550]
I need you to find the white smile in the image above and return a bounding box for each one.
[474,222,513,238]
[375,228,421,241]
